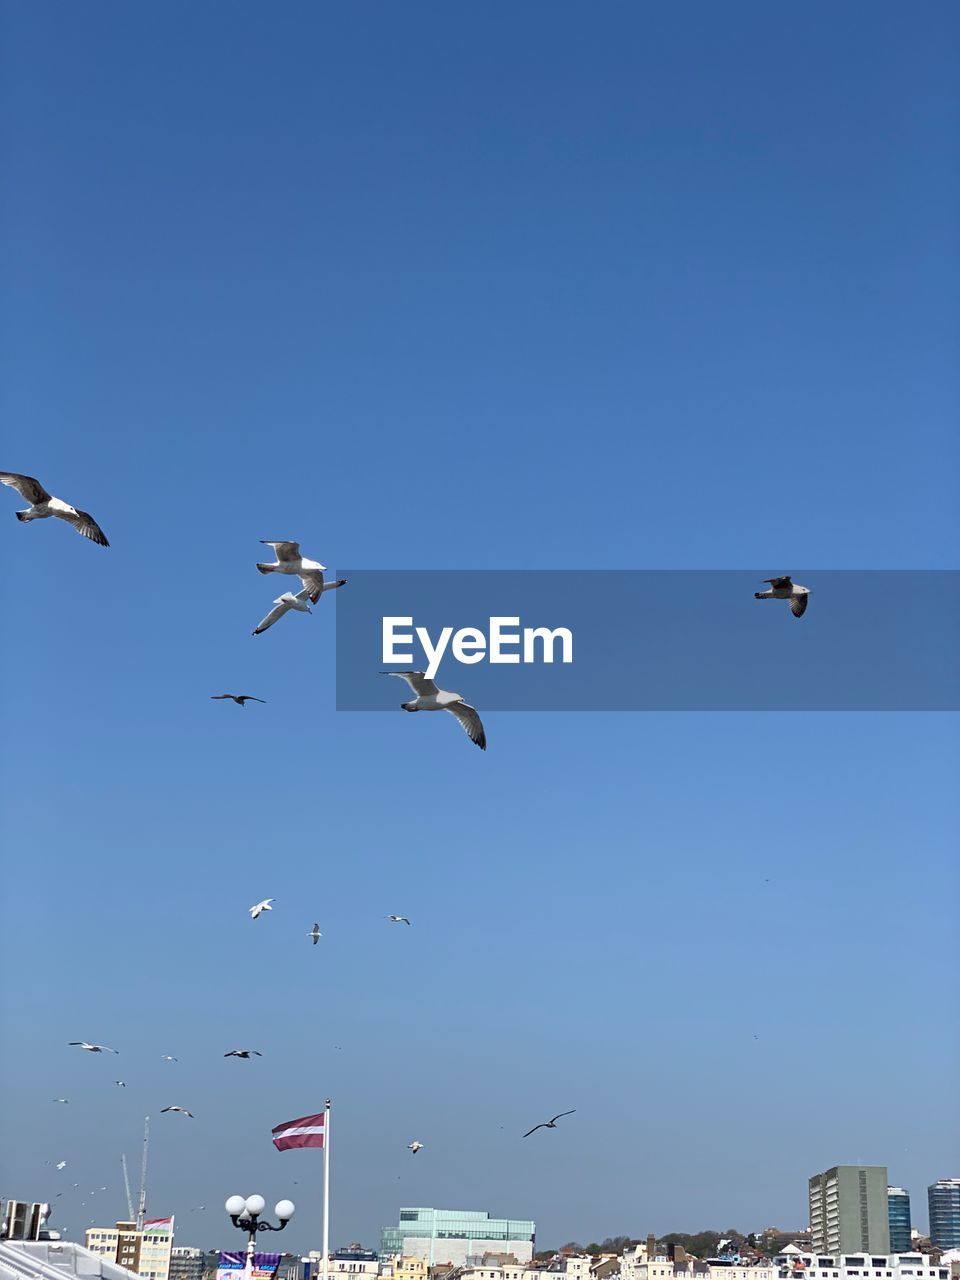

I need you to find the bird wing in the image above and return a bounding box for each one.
[210,695,233,700]
[522,1124,546,1138]
[253,599,292,634]
[239,696,266,704]
[0,472,51,503]
[447,701,487,750]
[790,594,808,618]
[382,670,439,696]
[299,568,325,603]
[59,508,109,546]
[549,1109,576,1123]
[763,576,792,589]
[260,541,300,561]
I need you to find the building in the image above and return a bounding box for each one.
[929,1183,960,1251]
[381,1258,430,1280]
[888,1192,912,1254]
[168,1249,203,1280]
[85,1219,174,1280]
[774,1249,948,1280]
[379,1210,535,1267]
[809,1167,891,1255]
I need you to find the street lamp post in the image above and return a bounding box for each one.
[225,1196,296,1280]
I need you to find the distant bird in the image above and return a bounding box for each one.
[1,472,109,546]
[52,1098,69,1104]
[255,541,345,604]
[223,1049,262,1059]
[160,1054,179,1062]
[754,575,810,618]
[114,1080,126,1087]
[252,588,315,636]
[56,1161,67,1171]
[382,671,486,750]
[523,1109,576,1138]
[407,1141,424,1154]
[210,694,266,707]
[308,922,322,945]
[387,914,411,926]
[69,1042,118,1054]
[160,1105,194,1118]
[249,898,274,919]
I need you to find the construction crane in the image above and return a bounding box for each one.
[136,1116,150,1231]
[121,1153,134,1221]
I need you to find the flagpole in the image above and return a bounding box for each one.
[321,1098,331,1280]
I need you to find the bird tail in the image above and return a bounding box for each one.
[256,562,274,574]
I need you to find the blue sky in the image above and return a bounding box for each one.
[1,0,958,1255]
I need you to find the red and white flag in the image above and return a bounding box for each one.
[272,1111,326,1151]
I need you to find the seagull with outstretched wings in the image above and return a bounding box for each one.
[387,914,411,926]
[255,541,346,603]
[210,694,266,706]
[1,472,109,546]
[523,1109,576,1138]
[160,1105,194,1118]
[224,1049,262,1059]
[754,575,810,618]
[308,923,322,945]
[381,671,486,750]
[69,1042,118,1054]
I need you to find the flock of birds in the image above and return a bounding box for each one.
[10,467,808,1210]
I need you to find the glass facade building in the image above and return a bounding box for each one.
[928,1180,960,1250]
[379,1208,536,1265]
[887,1188,911,1253]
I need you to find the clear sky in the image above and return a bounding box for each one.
[1,0,958,1256]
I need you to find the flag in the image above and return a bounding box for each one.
[142,1217,174,1236]
[272,1111,325,1151]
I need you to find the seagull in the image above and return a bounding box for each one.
[255,542,346,604]
[114,1080,126,1087]
[0,472,109,546]
[407,1141,424,1154]
[53,1098,69,1104]
[160,1055,178,1062]
[160,1105,194,1118]
[387,914,411,926]
[308,922,322,945]
[249,898,274,919]
[210,694,266,707]
[56,1162,67,1171]
[252,587,314,636]
[69,1042,118,1054]
[382,672,486,750]
[223,1049,262,1059]
[523,1109,576,1138]
[754,575,810,618]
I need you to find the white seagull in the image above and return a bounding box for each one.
[69,1042,118,1054]
[249,898,274,919]
[252,587,314,636]
[1,472,109,546]
[523,1108,576,1138]
[114,1081,126,1087]
[381,672,486,750]
[407,1141,424,1154]
[754,575,810,618]
[53,1098,69,1104]
[387,914,411,926]
[223,1049,262,1059]
[160,1055,178,1062]
[56,1161,67,1170]
[160,1105,194,1118]
[308,922,322,945]
[255,541,346,603]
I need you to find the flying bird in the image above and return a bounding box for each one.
[160,1105,194,1118]
[69,1042,118,1054]
[754,575,810,618]
[387,914,411,926]
[255,541,345,603]
[1,472,109,546]
[252,587,315,635]
[52,1098,69,1104]
[308,923,322,945]
[160,1055,178,1062]
[523,1109,576,1138]
[56,1162,67,1171]
[114,1081,126,1087]
[407,1141,424,1154]
[223,1049,262,1059]
[210,694,266,707]
[249,898,274,919]
[381,672,486,750]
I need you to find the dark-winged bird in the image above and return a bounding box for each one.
[210,694,266,707]
[523,1109,576,1138]
[1,472,109,546]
